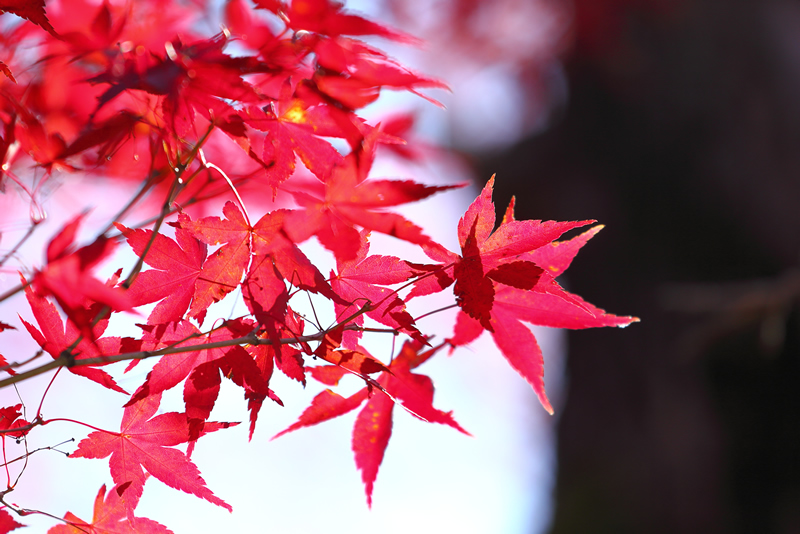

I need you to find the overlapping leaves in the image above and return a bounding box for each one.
[0,0,637,531]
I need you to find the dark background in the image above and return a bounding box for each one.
[474,0,800,532]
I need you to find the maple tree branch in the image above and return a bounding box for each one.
[0,439,72,467]
[0,278,29,306]
[0,219,42,268]
[414,303,459,322]
[35,367,62,419]
[0,304,379,390]
[121,123,216,290]
[0,493,86,533]
[0,420,40,435]
[99,172,159,235]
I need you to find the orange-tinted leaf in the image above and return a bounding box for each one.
[314,327,390,377]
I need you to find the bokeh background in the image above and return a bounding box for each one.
[386,0,800,532]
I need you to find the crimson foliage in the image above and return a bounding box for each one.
[0,0,636,531]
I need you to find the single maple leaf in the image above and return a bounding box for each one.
[71,392,233,520]
[0,508,24,534]
[452,176,594,330]
[243,97,345,188]
[449,220,639,414]
[275,340,467,506]
[20,279,128,394]
[115,222,207,324]
[47,483,173,534]
[0,0,59,38]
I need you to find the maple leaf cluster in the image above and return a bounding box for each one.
[0,0,637,531]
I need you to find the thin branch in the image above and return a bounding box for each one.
[414,303,458,322]
[0,219,41,268]
[0,304,377,390]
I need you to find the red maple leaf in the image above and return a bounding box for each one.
[0,0,58,38]
[257,0,417,42]
[0,404,30,439]
[20,279,129,394]
[451,176,595,330]
[175,201,336,332]
[449,218,639,414]
[330,231,423,348]
[0,508,24,534]
[47,484,173,534]
[71,392,234,520]
[313,37,447,109]
[115,222,208,325]
[283,130,461,262]
[403,178,638,414]
[125,319,270,442]
[33,214,132,338]
[243,96,345,188]
[274,340,467,506]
